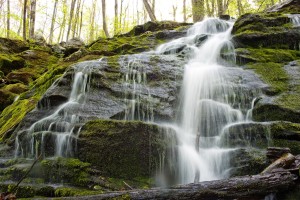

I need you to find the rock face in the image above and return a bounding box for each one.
[77,119,164,180]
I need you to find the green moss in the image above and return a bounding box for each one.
[0,98,37,140]
[3,83,28,94]
[246,62,289,94]
[54,187,103,197]
[0,54,25,74]
[41,157,91,187]
[237,48,300,63]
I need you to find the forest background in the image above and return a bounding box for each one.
[0,0,283,44]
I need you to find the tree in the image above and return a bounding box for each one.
[114,0,118,35]
[88,0,96,42]
[192,0,205,22]
[66,0,76,41]
[49,0,58,44]
[172,5,177,21]
[29,0,37,38]
[183,0,187,22]
[102,0,110,38]
[73,0,82,38]
[23,0,28,40]
[143,0,156,21]
[6,0,10,38]
[58,0,68,42]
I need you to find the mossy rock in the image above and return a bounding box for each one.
[0,37,29,53]
[77,119,164,181]
[0,89,16,112]
[0,54,25,75]
[6,71,34,85]
[3,83,28,94]
[125,21,191,36]
[54,187,103,197]
[40,157,91,187]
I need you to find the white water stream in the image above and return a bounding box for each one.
[15,61,94,158]
[156,18,257,184]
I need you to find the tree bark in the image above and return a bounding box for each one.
[6,0,10,38]
[192,0,205,22]
[73,0,81,38]
[49,0,58,44]
[66,0,76,41]
[29,0,36,38]
[143,0,156,21]
[172,5,177,21]
[183,0,187,22]
[114,0,118,35]
[58,0,67,42]
[89,0,96,42]
[217,0,223,16]
[78,0,85,38]
[66,171,296,200]
[101,0,110,38]
[23,0,27,40]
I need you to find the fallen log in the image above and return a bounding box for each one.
[262,153,295,174]
[63,171,296,200]
[266,147,291,161]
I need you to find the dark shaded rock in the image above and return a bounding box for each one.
[220,15,230,20]
[0,38,29,53]
[36,186,55,197]
[77,119,164,180]
[266,0,300,13]
[229,148,268,177]
[0,89,15,111]
[52,44,66,55]
[64,48,88,62]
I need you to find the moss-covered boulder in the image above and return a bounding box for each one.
[0,37,29,53]
[77,119,164,180]
[0,54,25,75]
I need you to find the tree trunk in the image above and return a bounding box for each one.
[78,0,85,38]
[217,0,223,16]
[101,0,110,38]
[151,0,155,17]
[58,0,67,42]
[206,0,212,16]
[114,0,118,35]
[183,0,187,22]
[119,0,124,30]
[49,0,58,44]
[73,0,81,38]
[6,0,10,38]
[17,0,23,35]
[172,5,177,21]
[89,0,96,42]
[29,0,36,39]
[237,0,242,16]
[192,0,205,22]
[143,0,156,21]
[23,0,27,40]
[66,0,76,41]
[65,171,296,200]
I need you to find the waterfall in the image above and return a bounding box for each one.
[156,18,261,185]
[288,14,300,27]
[15,61,96,158]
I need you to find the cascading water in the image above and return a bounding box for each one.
[288,14,300,26]
[15,61,95,158]
[156,18,261,185]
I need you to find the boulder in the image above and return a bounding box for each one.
[0,54,25,75]
[64,38,85,57]
[0,38,29,53]
[32,34,47,46]
[77,119,165,180]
